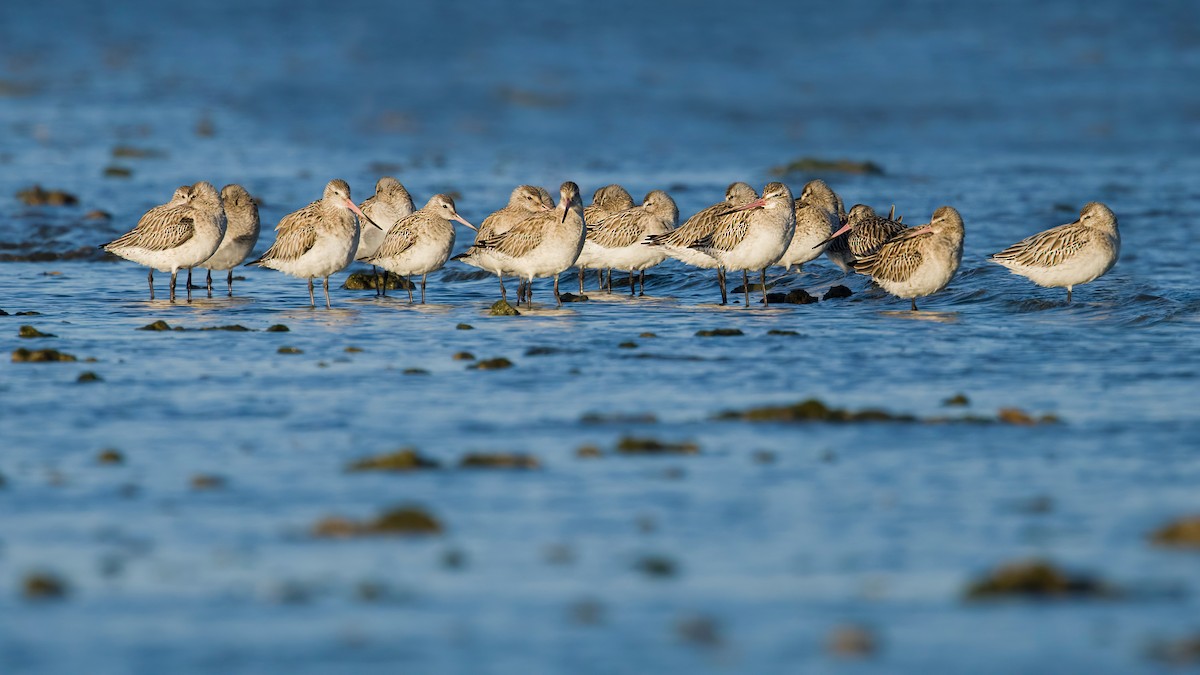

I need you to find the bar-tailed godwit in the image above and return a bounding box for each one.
[647,182,758,304]
[819,204,907,273]
[776,179,841,274]
[853,206,965,310]
[200,184,260,297]
[102,181,226,302]
[454,185,553,301]
[247,179,373,308]
[579,184,636,292]
[578,190,678,296]
[362,194,475,303]
[356,177,415,295]
[689,182,795,307]
[472,181,586,307]
[990,202,1119,303]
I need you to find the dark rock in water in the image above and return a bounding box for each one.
[190,474,226,490]
[199,324,252,331]
[112,145,165,159]
[97,449,124,464]
[635,554,678,578]
[138,320,172,331]
[469,357,513,370]
[103,165,133,178]
[639,332,658,338]
[0,308,8,315]
[77,371,102,383]
[277,346,302,354]
[15,311,40,316]
[83,209,112,220]
[618,341,638,349]
[343,271,412,291]
[580,411,658,425]
[1150,516,1200,548]
[489,299,520,316]
[716,398,914,423]
[16,185,78,206]
[824,285,853,300]
[695,328,743,337]
[452,351,475,361]
[558,292,588,302]
[12,348,76,363]
[826,625,879,658]
[314,506,442,538]
[459,453,540,469]
[943,393,970,407]
[22,572,68,600]
[997,408,1060,425]
[616,437,699,455]
[403,368,429,375]
[266,324,290,332]
[347,448,440,472]
[18,325,54,338]
[765,289,818,304]
[767,329,799,336]
[344,346,362,353]
[576,445,604,459]
[964,559,1116,600]
[455,323,474,330]
[771,157,885,176]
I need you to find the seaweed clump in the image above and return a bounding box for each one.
[343,271,411,291]
[964,559,1115,600]
[469,357,513,370]
[17,185,78,206]
[1149,516,1200,548]
[489,299,520,316]
[18,325,55,338]
[716,398,912,423]
[12,348,76,362]
[22,572,68,600]
[616,437,699,455]
[459,453,540,469]
[695,328,743,337]
[346,448,440,472]
[313,506,442,538]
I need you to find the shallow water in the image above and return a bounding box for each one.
[2,1,1200,673]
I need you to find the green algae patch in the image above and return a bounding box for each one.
[469,357,513,370]
[489,299,520,316]
[314,506,442,538]
[771,157,884,176]
[347,448,439,473]
[695,328,743,337]
[266,324,290,332]
[12,348,76,363]
[277,346,303,354]
[964,559,1116,600]
[459,453,540,469]
[22,571,68,600]
[18,325,55,338]
[616,437,699,455]
[343,271,411,291]
[138,320,172,331]
[1150,516,1200,548]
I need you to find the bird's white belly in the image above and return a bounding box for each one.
[998,250,1116,289]
[269,234,355,279]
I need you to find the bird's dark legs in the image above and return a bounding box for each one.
[911,298,918,311]
[186,268,193,302]
[420,274,427,304]
[639,270,646,296]
[169,271,178,303]
[742,270,750,307]
[307,278,316,307]
[1066,287,1072,303]
[226,269,234,296]
[499,275,507,302]
[761,269,768,307]
[206,269,213,297]
[323,276,331,308]
[148,269,155,300]
[718,268,727,305]
[373,265,382,297]
[578,267,584,294]
[628,270,635,297]
[405,277,414,303]
[554,275,561,307]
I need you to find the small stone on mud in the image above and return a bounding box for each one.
[190,474,226,491]
[266,324,290,332]
[695,328,743,337]
[18,325,54,338]
[277,346,302,354]
[558,292,588,302]
[459,453,540,469]
[12,348,76,362]
[77,371,102,383]
[943,393,970,407]
[616,437,699,455]
[964,559,1115,600]
[456,323,474,330]
[489,299,521,316]
[824,285,854,300]
[16,185,78,206]
[97,449,124,464]
[469,357,513,370]
[347,448,440,472]
[22,572,68,600]
[1150,516,1200,548]
[576,445,604,459]
[826,624,879,658]
[138,320,172,331]
[452,351,475,361]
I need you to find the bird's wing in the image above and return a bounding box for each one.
[104,205,195,251]
[587,210,646,248]
[991,224,1091,268]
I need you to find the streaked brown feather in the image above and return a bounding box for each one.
[105,205,195,251]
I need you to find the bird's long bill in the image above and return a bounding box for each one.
[561,205,568,223]
[453,214,477,231]
[905,225,934,237]
[345,198,380,229]
[716,197,767,218]
[814,221,854,249]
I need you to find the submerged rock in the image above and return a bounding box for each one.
[489,299,520,316]
[695,328,743,337]
[964,559,1115,600]
[716,398,913,423]
[823,285,854,300]
[138,320,172,331]
[103,165,133,178]
[459,453,540,469]
[343,271,412,291]
[826,625,879,658]
[639,332,658,338]
[199,324,252,332]
[675,615,722,647]
[618,341,638,349]
[314,506,443,537]
[190,474,226,491]
[12,348,76,363]
[575,445,604,459]
[96,449,124,464]
[767,329,799,336]
[1147,634,1200,665]
[277,346,302,354]
[18,325,55,338]
[469,357,513,370]
[77,371,102,383]
[616,437,699,455]
[455,323,474,330]
[22,572,68,600]
[558,292,588,302]
[452,351,475,361]
[580,411,658,425]
[943,393,970,407]
[403,368,429,375]
[16,185,78,206]
[347,448,440,472]
[266,324,290,332]
[764,289,818,304]
[635,554,678,578]
[1150,516,1200,548]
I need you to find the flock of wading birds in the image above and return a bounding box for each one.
[99,177,1121,310]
